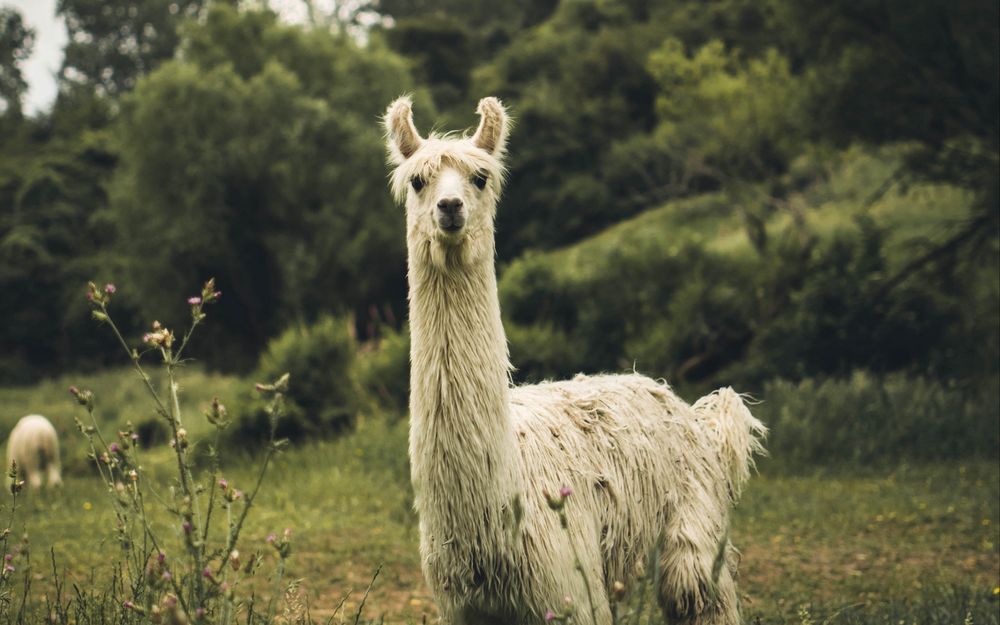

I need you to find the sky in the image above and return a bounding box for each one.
[1,0,385,115]
[2,0,66,116]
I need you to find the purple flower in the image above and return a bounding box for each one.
[545,610,556,621]
[3,554,11,562]
[218,478,228,490]
[104,284,116,294]
[182,522,192,534]
[212,291,221,300]
[157,551,166,564]
[161,570,172,581]
[265,533,276,544]
[188,296,202,305]
[202,567,213,579]
[68,386,79,396]
[3,564,13,574]
[559,486,573,498]
[109,443,120,453]
[131,433,139,442]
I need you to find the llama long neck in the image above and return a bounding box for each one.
[407,243,520,526]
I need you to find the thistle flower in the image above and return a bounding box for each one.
[559,486,573,498]
[109,443,120,454]
[187,296,201,305]
[104,284,116,294]
[182,522,192,534]
[69,386,94,409]
[545,610,556,622]
[229,549,240,571]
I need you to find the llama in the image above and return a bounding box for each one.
[6,414,63,489]
[384,95,766,625]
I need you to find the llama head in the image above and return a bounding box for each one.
[384,95,510,269]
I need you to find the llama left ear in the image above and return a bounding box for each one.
[471,97,510,157]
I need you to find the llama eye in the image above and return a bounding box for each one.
[472,171,489,190]
[411,176,425,192]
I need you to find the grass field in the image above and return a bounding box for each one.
[1,368,998,623]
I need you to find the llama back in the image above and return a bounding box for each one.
[691,388,767,500]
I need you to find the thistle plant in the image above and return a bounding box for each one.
[70,279,291,624]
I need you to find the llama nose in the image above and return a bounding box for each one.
[437,197,464,215]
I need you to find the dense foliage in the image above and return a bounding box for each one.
[0,0,995,439]
[229,315,360,447]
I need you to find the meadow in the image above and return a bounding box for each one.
[1,367,996,624]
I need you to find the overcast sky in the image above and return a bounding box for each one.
[2,0,65,116]
[1,1,378,116]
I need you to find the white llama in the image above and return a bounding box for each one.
[6,414,63,489]
[384,95,766,625]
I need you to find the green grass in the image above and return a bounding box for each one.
[1,368,997,623]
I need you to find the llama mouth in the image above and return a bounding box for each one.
[437,217,466,233]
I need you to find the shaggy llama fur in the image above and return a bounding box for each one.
[6,414,62,488]
[384,95,767,625]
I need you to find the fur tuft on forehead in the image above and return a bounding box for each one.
[387,136,507,205]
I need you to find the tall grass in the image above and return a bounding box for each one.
[758,371,999,470]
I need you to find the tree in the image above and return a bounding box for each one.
[57,0,205,95]
[111,5,423,368]
[0,8,34,120]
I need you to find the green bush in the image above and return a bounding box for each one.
[757,371,1000,469]
[230,315,360,446]
[354,324,411,419]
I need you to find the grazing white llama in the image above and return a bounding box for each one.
[6,414,63,489]
[384,95,766,625]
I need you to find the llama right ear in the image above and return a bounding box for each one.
[472,97,510,157]
[384,96,423,163]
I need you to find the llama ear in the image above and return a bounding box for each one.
[471,97,510,156]
[384,95,423,163]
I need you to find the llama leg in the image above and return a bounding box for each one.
[27,470,42,489]
[46,462,62,487]
[657,495,738,625]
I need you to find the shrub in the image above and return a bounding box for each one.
[354,324,410,419]
[230,315,360,446]
[757,371,1000,469]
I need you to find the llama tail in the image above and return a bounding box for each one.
[692,387,768,500]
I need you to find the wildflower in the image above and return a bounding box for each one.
[545,610,556,621]
[3,564,13,574]
[195,607,206,619]
[104,284,116,294]
[161,570,172,582]
[188,296,202,305]
[109,443,120,454]
[3,554,10,562]
[611,580,626,602]
[83,502,92,510]
[559,486,573,498]
[69,386,94,409]
[129,469,138,481]
[229,549,240,570]
[202,567,214,580]
[123,600,143,613]
[266,533,276,545]
[157,551,166,564]
[206,397,230,428]
[182,522,192,534]
[131,433,139,443]
[218,478,229,491]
